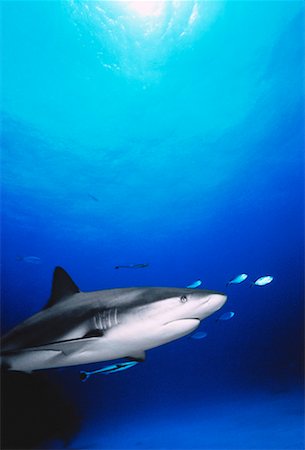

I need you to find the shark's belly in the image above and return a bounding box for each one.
[3,318,200,372]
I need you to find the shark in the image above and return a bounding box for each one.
[1,267,227,373]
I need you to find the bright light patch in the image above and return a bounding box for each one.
[126,1,165,17]
[189,3,199,25]
[68,1,224,80]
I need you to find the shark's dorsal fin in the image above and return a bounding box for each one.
[44,266,80,309]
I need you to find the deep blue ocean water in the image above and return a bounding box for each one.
[1,1,304,449]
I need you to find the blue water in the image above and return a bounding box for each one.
[1,1,304,449]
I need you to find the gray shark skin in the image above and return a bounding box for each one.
[1,267,227,373]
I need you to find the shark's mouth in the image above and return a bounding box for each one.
[161,318,200,338]
[164,318,200,326]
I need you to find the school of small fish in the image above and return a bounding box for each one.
[74,269,272,379]
[227,273,274,287]
[14,256,273,379]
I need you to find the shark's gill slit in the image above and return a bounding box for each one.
[93,315,98,330]
[107,310,112,329]
[102,310,107,330]
[114,308,119,326]
[99,312,103,330]
[94,312,103,331]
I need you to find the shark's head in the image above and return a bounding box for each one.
[151,288,227,322]
[126,287,228,342]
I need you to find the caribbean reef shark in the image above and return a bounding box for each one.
[1,267,227,373]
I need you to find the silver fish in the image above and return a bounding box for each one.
[252,276,273,287]
[190,331,208,339]
[217,311,235,321]
[227,274,248,286]
[114,263,149,269]
[80,361,138,381]
[186,280,202,289]
[16,256,41,264]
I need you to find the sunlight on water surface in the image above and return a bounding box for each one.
[68,0,223,79]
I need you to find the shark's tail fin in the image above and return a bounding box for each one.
[80,371,90,382]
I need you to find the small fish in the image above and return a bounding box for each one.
[190,331,208,339]
[88,194,99,202]
[186,280,202,289]
[251,276,274,287]
[217,311,235,321]
[114,263,149,269]
[80,361,138,382]
[227,273,248,286]
[16,256,41,264]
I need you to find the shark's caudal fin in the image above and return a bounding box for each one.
[44,267,80,309]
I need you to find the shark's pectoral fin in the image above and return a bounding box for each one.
[58,337,102,356]
[3,348,63,372]
[83,329,104,339]
[24,336,103,357]
[127,350,146,362]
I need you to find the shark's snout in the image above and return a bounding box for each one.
[193,292,227,321]
[208,293,227,311]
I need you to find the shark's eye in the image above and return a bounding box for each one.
[180,295,188,303]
